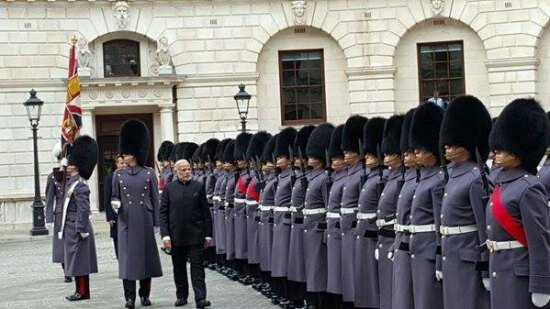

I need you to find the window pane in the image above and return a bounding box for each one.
[433,49,448,61]
[310,86,323,102]
[282,70,296,86]
[103,40,140,77]
[309,52,322,69]
[421,62,434,79]
[296,103,311,120]
[449,61,463,78]
[421,81,436,100]
[285,105,297,121]
[435,62,448,78]
[450,79,464,95]
[309,69,323,85]
[297,70,309,86]
[281,58,295,70]
[297,87,309,103]
[283,88,296,104]
[311,103,323,119]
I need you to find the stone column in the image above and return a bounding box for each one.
[80,108,99,212]
[159,105,175,142]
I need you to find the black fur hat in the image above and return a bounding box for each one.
[440,95,492,161]
[489,98,549,174]
[401,108,416,153]
[183,142,198,161]
[170,142,185,162]
[247,131,272,161]
[306,123,335,166]
[342,115,368,154]
[410,102,444,160]
[294,125,316,158]
[235,132,253,162]
[216,139,231,162]
[363,117,386,156]
[201,138,220,163]
[157,141,174,162]
[192,144,203,164]
[382,115,405,155]
[275,127,297,158]
[262,135,277,163]
[68,135,98,180]
[223,140,235,163]
[119,119,150,166]
[329,124,345,160]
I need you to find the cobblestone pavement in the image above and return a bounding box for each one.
[0,215,276,309]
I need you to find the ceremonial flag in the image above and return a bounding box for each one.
[61,38,82,149]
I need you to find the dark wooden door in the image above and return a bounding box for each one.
[96,114,154,212]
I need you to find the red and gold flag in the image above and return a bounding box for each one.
[61,37,82,148]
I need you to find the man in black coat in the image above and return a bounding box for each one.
[160,159,213,308]
[104,154,125,258]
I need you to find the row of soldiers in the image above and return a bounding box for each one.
[154,95,550,309]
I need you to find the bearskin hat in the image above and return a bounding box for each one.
[247,131,272,161]
[201,138,220,163]
[410,102,444,161]
[363,117,386,156]
[222,139,235,163]
[192,144,203,164]
[68,135,98,180]
[216,139,231,162]
[157,141,174,162]
[293,125,316,158]
[440,95,492,161]
[401,108,416,153]
[489,98,549,174]
[119,119,150,166]
[170,142,185,162]
[275,127,297,158]
[306,123,335,166]
[382,115,405,155]
[235,132,253,162]
[182,142,198,161]
[329,125,345,160]
[342,115,368,154]
[262,135,278,163]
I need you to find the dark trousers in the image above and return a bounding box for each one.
[74,275,90,297]
[112,237,118,259]
[122,278,151,301]
[171,245,207,302]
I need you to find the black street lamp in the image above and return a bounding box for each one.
[24,89,48,236]
[234,83,251,133]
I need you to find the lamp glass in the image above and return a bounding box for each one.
[234,84,251,120]
[24,89,44,124]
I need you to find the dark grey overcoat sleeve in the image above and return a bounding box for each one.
[45,174,55,223]
[160,184,171,239]
[199,185,213,238]
[148,171,160,227]
[75,183,91,234]
[469,176,489,277]
[431,177,445,271]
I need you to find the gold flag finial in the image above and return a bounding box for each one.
[70,34,78,46]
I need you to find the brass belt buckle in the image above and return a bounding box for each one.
[487,241,495,254]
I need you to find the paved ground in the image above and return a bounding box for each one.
[0,214,276,309]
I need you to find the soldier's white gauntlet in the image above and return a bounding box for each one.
[111,199,121,214]
[532,293,550,307]
[374,248,379,260]
[387,251,394,261]
[45,222,54,229]
[435,270,443,281]
[482,278,490,291]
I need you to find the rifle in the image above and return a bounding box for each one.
[475,147,493,208]
[440,149,449,183]
[359,139,367,187]
[325,150,333,199]
[297,148,309,212]
[376,144,385,194]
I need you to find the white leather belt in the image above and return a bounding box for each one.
[245,200,258,206]
[213,196,222,202]
[376,219,396,227]
[340,207,358,215]
[440,225,478,235]
[326,211,341,219]
[224,202,230,207]
[408,224,436,234]
[206,194,213,199]
[357,212,377,220]
[234,198,246,203]
[486,240,524,253]
[303,208,327,215]
[273,206,292,212]
[394,224,410,232]
[289,206,299,213]
[259,205,273,212]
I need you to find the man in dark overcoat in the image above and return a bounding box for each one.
[104,154,124,259]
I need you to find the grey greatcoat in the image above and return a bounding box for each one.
[245,175,261,264]
[224,172,238,260]
[392,169,417,309]
[287,170,307,283]
[340,161,364,302]
[409,166,445,309]
[487,168,550,309]
[63,175,98,277]
[234,170,252,260]
[355,168,385,308]
[441,161,490,309]
[213,171,228,254]
[376,167,401,309]
[259,172,277,272]
[45,171,64,263]
[303,168,329,292]
[205,168,217,247]
[326,169,347,295]
[271,168,293,278]
[538,161,550,200]
[112,166,163,281]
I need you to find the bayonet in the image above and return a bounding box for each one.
[359,139,367,187]
[475,147,493,208]
[440,148,449,183]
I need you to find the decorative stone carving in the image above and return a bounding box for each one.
[428,0,445,16]
[77,37,92,78]
[291,0,307,25]
[113,1,130,30]
[156,36,172,76]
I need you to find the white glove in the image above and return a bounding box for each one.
[111,200,121,214]
[45,222,54,229]
[387,251,394,261]
[60,157,68,168]
[435,270,443,281]
[482,278,490,291]
[154,226,160,234]
[374,248,379,260]
[79,232,89,239]
[532,293,550,307]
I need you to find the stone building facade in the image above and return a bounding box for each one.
[1,0,549,227]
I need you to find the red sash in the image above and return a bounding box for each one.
[158,177,166,190]
[247,181,260,202]
[491,185,528,247]
[237,176,248,197]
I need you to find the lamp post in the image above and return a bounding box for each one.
[24,89,48,236]
[234,83,251,133]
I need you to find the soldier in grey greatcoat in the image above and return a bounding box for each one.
[271,127,298,306]
[201,139,220,268]
[213,139,231,268]
[340,115,368,306]
[223,140,241,280]
[326,125,347,308]
[391,108,417,309]
[61,135,99,301]
[439,95,492,309]
[408,102,445,309]
[537,112,550,198]
[487,98,550,309]
[157,141,174,193]
[376,115,405,309]
[45,142,71,282]
[111,120,163,309]
[303,124,334,308]
[354,117,386,308]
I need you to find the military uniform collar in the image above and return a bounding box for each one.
[126,165,143,175]
[420,166,441,180]
[387,167,402,180]
[405,169,416,181]
[279,168,292,178]
[333,169,347,181]
[348,161,363,175]
[309,168,325,179]
[449,161,478,178]
[495,167,531,184]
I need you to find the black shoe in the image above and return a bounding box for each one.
[64,276,72,283]
[196,299,211,308]
[272,296,284,305]
[208,263,217,270]
[175,298,187,307]
[279,299,292,308]
[125,299,135,309]
[243,276,256,285]
[140,296,151,306]
[65,293,89,301]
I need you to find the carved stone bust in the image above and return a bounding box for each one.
[77,37,91,69]
[113,1,130,29]
[291,0,307,25]
[429,0,445,16]
[157,36,171,67]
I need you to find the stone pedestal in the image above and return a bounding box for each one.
[78,67,92,78]
[158,65,172,76]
